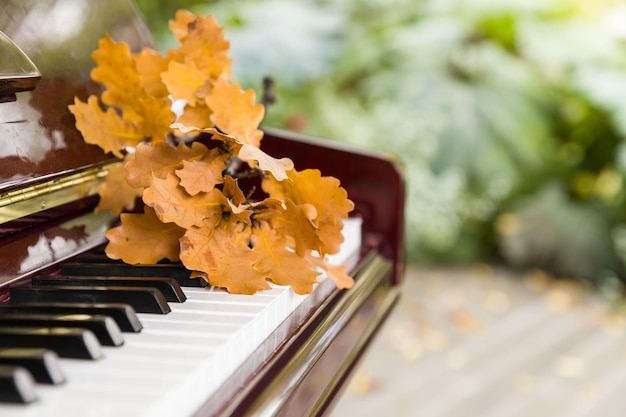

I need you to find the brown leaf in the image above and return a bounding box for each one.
[175,149,227,195]
[69,96,143,158]
[252,227,321,295]
[162,60,207,105]
[180,224,271,294]
[263,169,354,255]
[143,173,226,229]
[95,161,142,215]
[105,206,185,264]
[206,78,264,148]
[177,15,232,84]
[133,47,170,98]
[269,199,322,256]
[125,141,210,189]
[90,34,143,123]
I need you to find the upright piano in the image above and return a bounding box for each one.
[0,1,405,416]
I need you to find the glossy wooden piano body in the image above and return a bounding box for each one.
[0,1,405,416]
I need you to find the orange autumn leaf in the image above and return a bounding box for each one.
[221,176,253,225]
[180,224,271,294]
[169,9,197,42]
[309,254,355,289]
[174,103,213,132]
[177,15,232,83]
[133,47,170,98]
[143,173,226,229]
[178,225,218,272]
[263,169,354,255]
[162,60,207,105]
[238,144,294,181]
[175,149,227,195]
[205,78,264,148]
[252,227,321,295]
[95,161,142,215]
[90,34,144,123]
[125,141,210,189]
[105,206,185,264]
[170,123,293,181]
[269,199,322,256]
[69,96,143,158]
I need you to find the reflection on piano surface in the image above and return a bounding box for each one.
[0,1,405,416]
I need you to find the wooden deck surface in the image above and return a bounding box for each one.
[331,264,626,417]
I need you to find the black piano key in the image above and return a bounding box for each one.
[0,348,65,384]
[10,286,171,315]
[32,275,186,303]
[0,327,102,360]
[0,302,142,333]
[61,262,209,287]
[0,313,124,347]
[0,365,37,404]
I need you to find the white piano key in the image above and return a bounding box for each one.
[0,218,362,417]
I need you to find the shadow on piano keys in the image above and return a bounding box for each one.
[0,1,405,415]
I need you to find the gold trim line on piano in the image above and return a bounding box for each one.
[0,161,120,224]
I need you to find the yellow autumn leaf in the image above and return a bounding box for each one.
[205,78,264,148]
[105,206,185,264]
[162,60,207,105]
[263,169,354,255]
[133,47,170,98]
[170,123,293,181]
[95,161,142,215]
[143,173,226,229]
[175,150,227,196]
[177,14,232,83]
[90,34,144,123]
[169,9,197,42]
[69,96,143,158]
[125,141,210,189]
[252,226,321,295]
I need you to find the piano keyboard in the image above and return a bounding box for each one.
[0,219,362,417]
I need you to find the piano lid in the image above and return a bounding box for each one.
[0,0,153,192]
[0,30,41,96]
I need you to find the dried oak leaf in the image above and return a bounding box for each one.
[162,60,207,105]
[125,141,210,189]
[180,224,271,294]
[133,47,170,98]
[95,161,142,215]
[270,199,322,256]
[143,173,226,229]
[169,9,197,42]
[105,206,185,264]
[222,176,253,225]
[263,169,354,255]
[176,14,232,84]
[170,123,293,181]
[309,255,355,289]
[205,78,264,148]
[90,34,143,123]
[90,34,174,142]
[252,227,321,295]
[175,148,227,195]
[174,103,214,134]
[69,96,142,158]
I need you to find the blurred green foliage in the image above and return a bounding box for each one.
[135,0,626,288]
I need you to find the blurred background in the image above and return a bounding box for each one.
[131,1,626,415]
[135,0,626,294]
